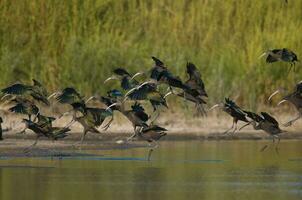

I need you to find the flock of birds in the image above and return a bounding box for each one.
[0,48,299,160]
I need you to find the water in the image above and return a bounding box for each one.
[1,140,302,200]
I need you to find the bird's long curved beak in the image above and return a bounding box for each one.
[85,96,95,104]
[164,91,173,99]
[124,87,137,98]
[131,72,144,80]
[208,104,220,111]
[277,99,288,106]
[258,52,267,59]
[1,94,11,100]
[106,103,118,111]
[104,76,117,84]
[47,92,57,100]
[268,90,280,101]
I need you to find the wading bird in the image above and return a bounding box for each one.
[260,48,299,71]
[241,111,283,152]
[107,102,149,140]
[209,98,249,134]
[64,102,113,144]
[22,118,71,149]
[136,125,167,161]
[268,81,302,126]
[171,62,208,116]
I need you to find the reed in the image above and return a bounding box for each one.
[0,0,301,109]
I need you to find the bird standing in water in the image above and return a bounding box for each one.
[241,111,284,153]
[136,124,167,161]
[209,98,249,134]
[22,118,71,150]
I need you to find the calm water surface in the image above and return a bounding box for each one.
[1,140,302,200]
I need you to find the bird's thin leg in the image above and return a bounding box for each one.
[127,127,137,141]
[24,136,39,153]
[260,136,274,152]
[239,122,252,131]
[231,122,238,135]
[274,136,281,154]
[147,141,159,161]
[223,120,234,135]
[80,130,88,144]
[17,128,27,135]
[102,117,113,131]
[283,114,301,127]
[73,130,88,147]
[150,110,160,124]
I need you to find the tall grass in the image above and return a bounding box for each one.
[0,0,302,109]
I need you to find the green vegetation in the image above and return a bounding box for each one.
[0,0,301,109]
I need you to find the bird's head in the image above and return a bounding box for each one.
[267,88,287,102]
[107,89,123,98]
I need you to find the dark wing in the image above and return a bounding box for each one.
[266,55,278,63]
[142,125,167,133]
[56,87,83,104]
[159,71,188,90]
[261,112,279,125]
[113,68,131,77]
[186,62,201,79]
[151,56,165,68]
[9,103,39,115]
[126,84,154,100]
[30,91,50,105]
[131,102,146,112]
[99,96,116,107]
[134,111,149,122]
[87,108,112,127]
[51,127,71,140]
[1,83,31,95]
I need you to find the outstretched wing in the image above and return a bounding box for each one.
[87,108,112,127]
[261,112,279,125]
[126,83,154,100]
[56,87,83,104]
[142,125,167,133]
[113,68,131,77]
[1,83,31,95]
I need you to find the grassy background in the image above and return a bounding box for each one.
[0,0,301,110]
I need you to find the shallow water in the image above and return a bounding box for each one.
[1,140,302,200]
